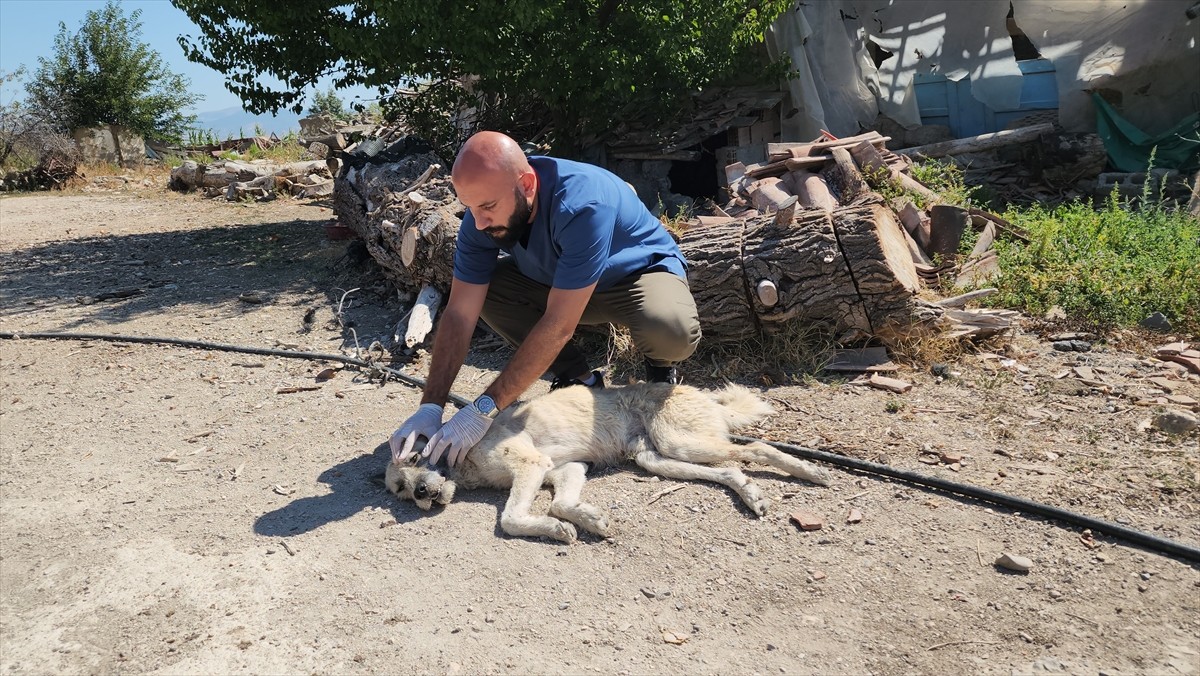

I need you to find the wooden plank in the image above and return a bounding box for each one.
[784,155,833,170]
[610,150,702,162]
[936,288,997,308]
[896,123,1054,159]
[766,132,888,157]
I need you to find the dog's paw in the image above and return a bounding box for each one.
[550,520,578,544]
[583,514,613,538]
[808,465,833,486]
[739,482,769,517]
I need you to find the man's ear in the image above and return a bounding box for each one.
[518,169,537,201]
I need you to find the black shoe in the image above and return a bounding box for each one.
[644,359,679,384]
[550,370,606,391]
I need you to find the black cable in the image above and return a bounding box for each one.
[734,434,1200,564]
[2,330,1196,563]
[0,330,471,408]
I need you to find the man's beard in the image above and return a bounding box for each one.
[484,186,532,247]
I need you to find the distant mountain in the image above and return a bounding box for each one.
[191,105,304,139]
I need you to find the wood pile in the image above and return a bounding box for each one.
[169,159,334,200]
[681,127,1037,343]
[332,125,1043,349]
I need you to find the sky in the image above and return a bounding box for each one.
[0,0,376,134]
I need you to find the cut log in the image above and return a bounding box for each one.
[821,147,867,204]
[896,123,1055,159]
[400,225,419,267]
[404,284,443,348]
[277,160,330,177]
[297,176,334,198]
[678,218,757,342]
[226,174,275,201]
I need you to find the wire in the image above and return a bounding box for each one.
[0,330,471,409]
[2,330,1196,563]
[733,435,1200,564]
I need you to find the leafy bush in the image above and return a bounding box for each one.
[986,195,1199,334]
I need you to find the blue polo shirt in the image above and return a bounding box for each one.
[453,156,687,291]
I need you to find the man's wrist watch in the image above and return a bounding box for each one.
[473,394,501,419]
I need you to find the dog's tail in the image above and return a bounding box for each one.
[710,384,774,429]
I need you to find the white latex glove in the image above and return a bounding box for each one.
[390,403,444,463]
[424,403,493,468]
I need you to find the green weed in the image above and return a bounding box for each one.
[980,194,1199,335]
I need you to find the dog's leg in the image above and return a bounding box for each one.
[498,453,578,544]
[633,448,769,517]
[547,462,611,538]
[658,439,831,486]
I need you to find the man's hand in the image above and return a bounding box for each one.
[390,403,445,463]
[424,404,493,468]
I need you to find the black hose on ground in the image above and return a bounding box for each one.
[2,330,1197,563]
[734,434,1200,564]
[0,330,472,408]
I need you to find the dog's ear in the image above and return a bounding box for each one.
[405,437,428,464]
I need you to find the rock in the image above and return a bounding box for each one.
[790,512,825,531]
[239,291,267,304]
[931,363,951,378]
[1153,411,1198,435]
[1140,312,1172,332]
[846,508,863,524]
[1052,339,1092,352]
[939,451,963,464]
[995,553,1033,573]
[640,588,657,599]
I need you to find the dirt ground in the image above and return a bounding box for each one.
[1,185,1197,676]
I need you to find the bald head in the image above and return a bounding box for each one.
[452,131,539,246]
[452,131,530,186]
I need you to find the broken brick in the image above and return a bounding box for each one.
[790,512,824,531]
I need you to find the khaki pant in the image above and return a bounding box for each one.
[480,257,701,379]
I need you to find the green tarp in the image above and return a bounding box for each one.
[1092,93,1200,173]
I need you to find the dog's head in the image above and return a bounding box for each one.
[384,450,457,511]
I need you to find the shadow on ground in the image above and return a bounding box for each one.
[0,215,379,331]
[254,441,514,538]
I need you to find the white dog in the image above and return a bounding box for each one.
[385,382,830,543]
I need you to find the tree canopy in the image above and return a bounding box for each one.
[26,1,201,143]
[173,1,791,155]
[309,87,347,120]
